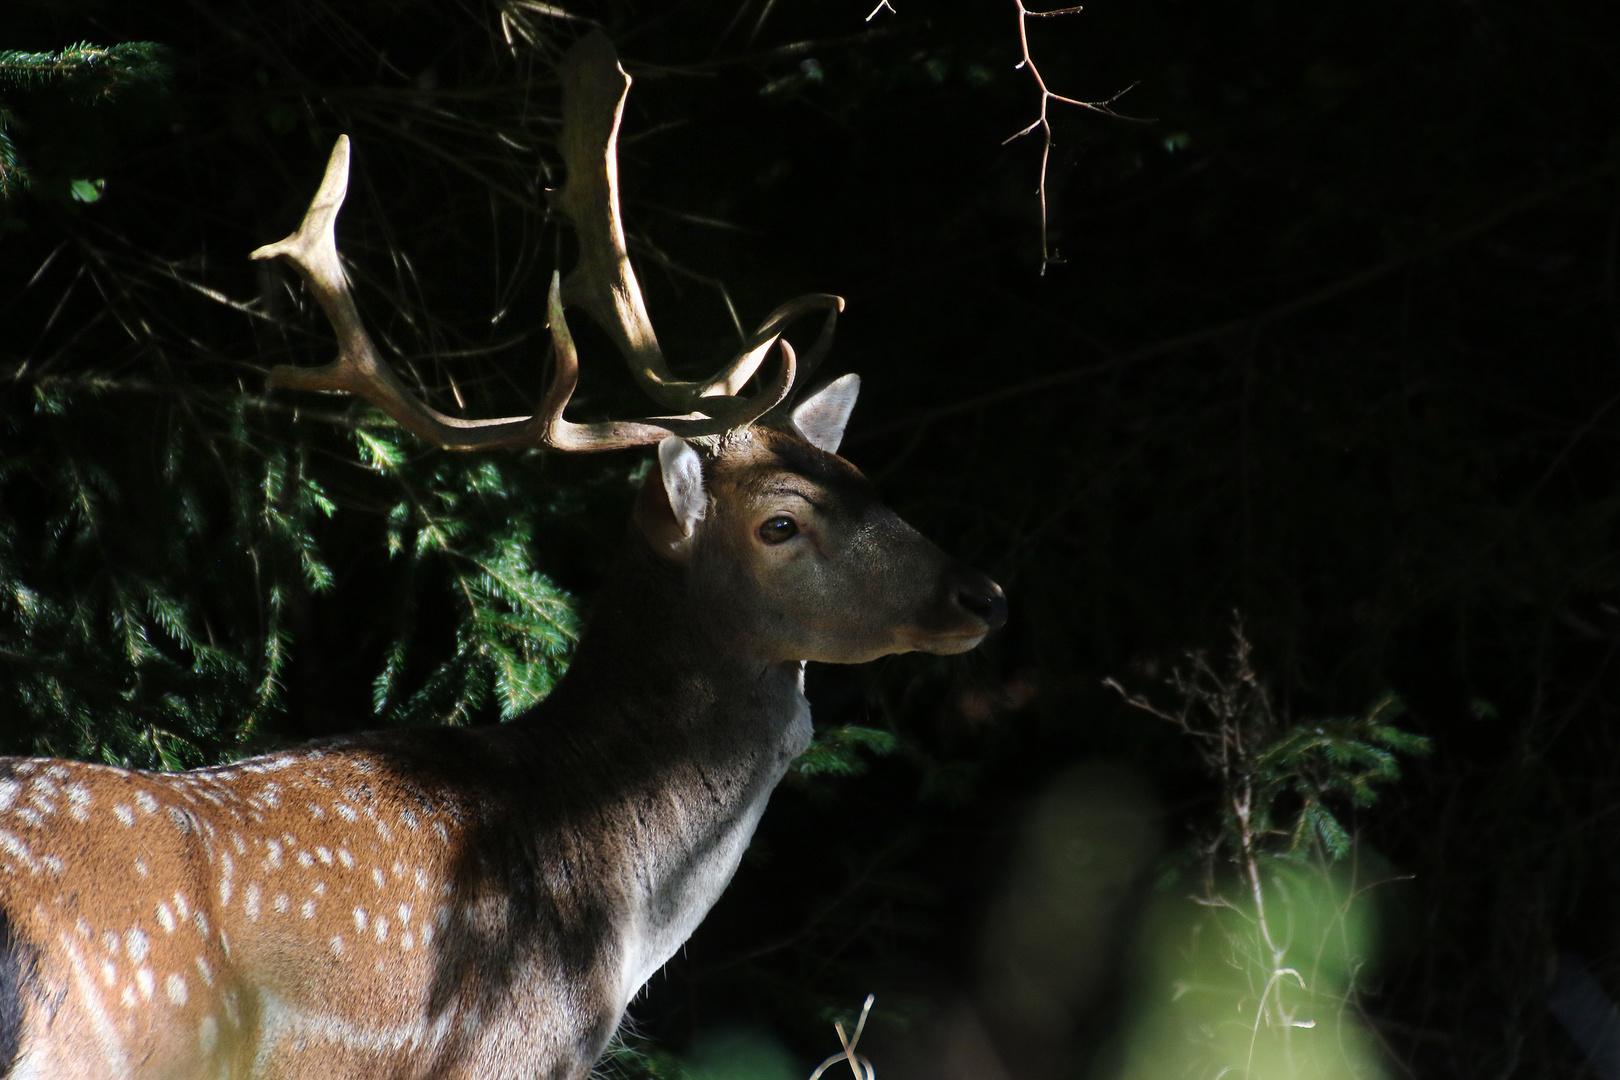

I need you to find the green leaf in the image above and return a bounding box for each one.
[69,178,104,202]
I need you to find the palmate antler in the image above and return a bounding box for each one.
[255,30,842,452]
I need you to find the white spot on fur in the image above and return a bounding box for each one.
[135,791,158,814]
[374,917,388,943]
[200,1015,218,1055]
[400,807,419,830]
[421,921,435,947]
[307,803,327,820]
[113,803,135,827]
[302,899,316,919]
[134,857,149,878]
[316,846,333,865]
[335,803,358,822]
[166,973,188,1006]
[274,893,289,914]
[312,881,327,896]
[432,821,449,843]
[121,985,136,1008]
[330,935,344,957]
[125,928,149,964]
[0,781,18,812]
[174,891,191,920]
[415,868,431,892]
[265,838,283,869]
[401,930,414,951]
[297,851,315,868]
[136,968,153,999]
[337,847,354,869]
[157,903,175,933]
[245,884,261,921]
[101,960,117,986]
[353,907,367,933]
[41,854,63,875]
[65,784,92,821]
[196,956,214,986]
[15,809,41,828]
[371,867,385,889]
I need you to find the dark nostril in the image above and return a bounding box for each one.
[956,582,1008,630]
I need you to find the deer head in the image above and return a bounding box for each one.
[640,419,1005,664]
[249,29,1005,668]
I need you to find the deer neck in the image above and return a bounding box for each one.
[512,534,812,998]
[550,533,809,741]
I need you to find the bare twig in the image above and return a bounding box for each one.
[809,995,877,1080]
[1006,1,1142,274]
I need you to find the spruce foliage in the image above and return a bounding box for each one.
[0,41,169,198]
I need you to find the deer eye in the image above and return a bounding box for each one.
[758,516,798,544]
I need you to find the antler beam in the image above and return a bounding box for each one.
[552,30,842,422]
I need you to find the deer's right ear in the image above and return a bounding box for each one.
[791,373,860,453]
[658,437,707,539]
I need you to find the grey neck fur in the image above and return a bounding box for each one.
[506,531,812,1006]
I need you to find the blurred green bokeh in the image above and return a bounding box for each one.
[1119,862,1386,1080]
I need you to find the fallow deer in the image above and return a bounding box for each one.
[0,31,1004,1079]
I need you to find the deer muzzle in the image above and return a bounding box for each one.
[904,561,1007,655]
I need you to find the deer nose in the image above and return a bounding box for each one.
[954,575,1008,630]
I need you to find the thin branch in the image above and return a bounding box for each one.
[1006,1,1144,274]
[808,995,877,1080]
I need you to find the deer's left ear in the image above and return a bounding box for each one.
[658,437,707,539]
[790,374,861,454]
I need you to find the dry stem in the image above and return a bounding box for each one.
[1006,1,1141,274]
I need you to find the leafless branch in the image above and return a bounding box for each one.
[1006,0,1143,274]
[809,995,877,1080]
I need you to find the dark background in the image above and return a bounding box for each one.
[4,1,1620,1076]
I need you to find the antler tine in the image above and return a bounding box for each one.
[699,293,843,399]
[555,31,813,424]
[541,273,796,449]
[256,137,551,451]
